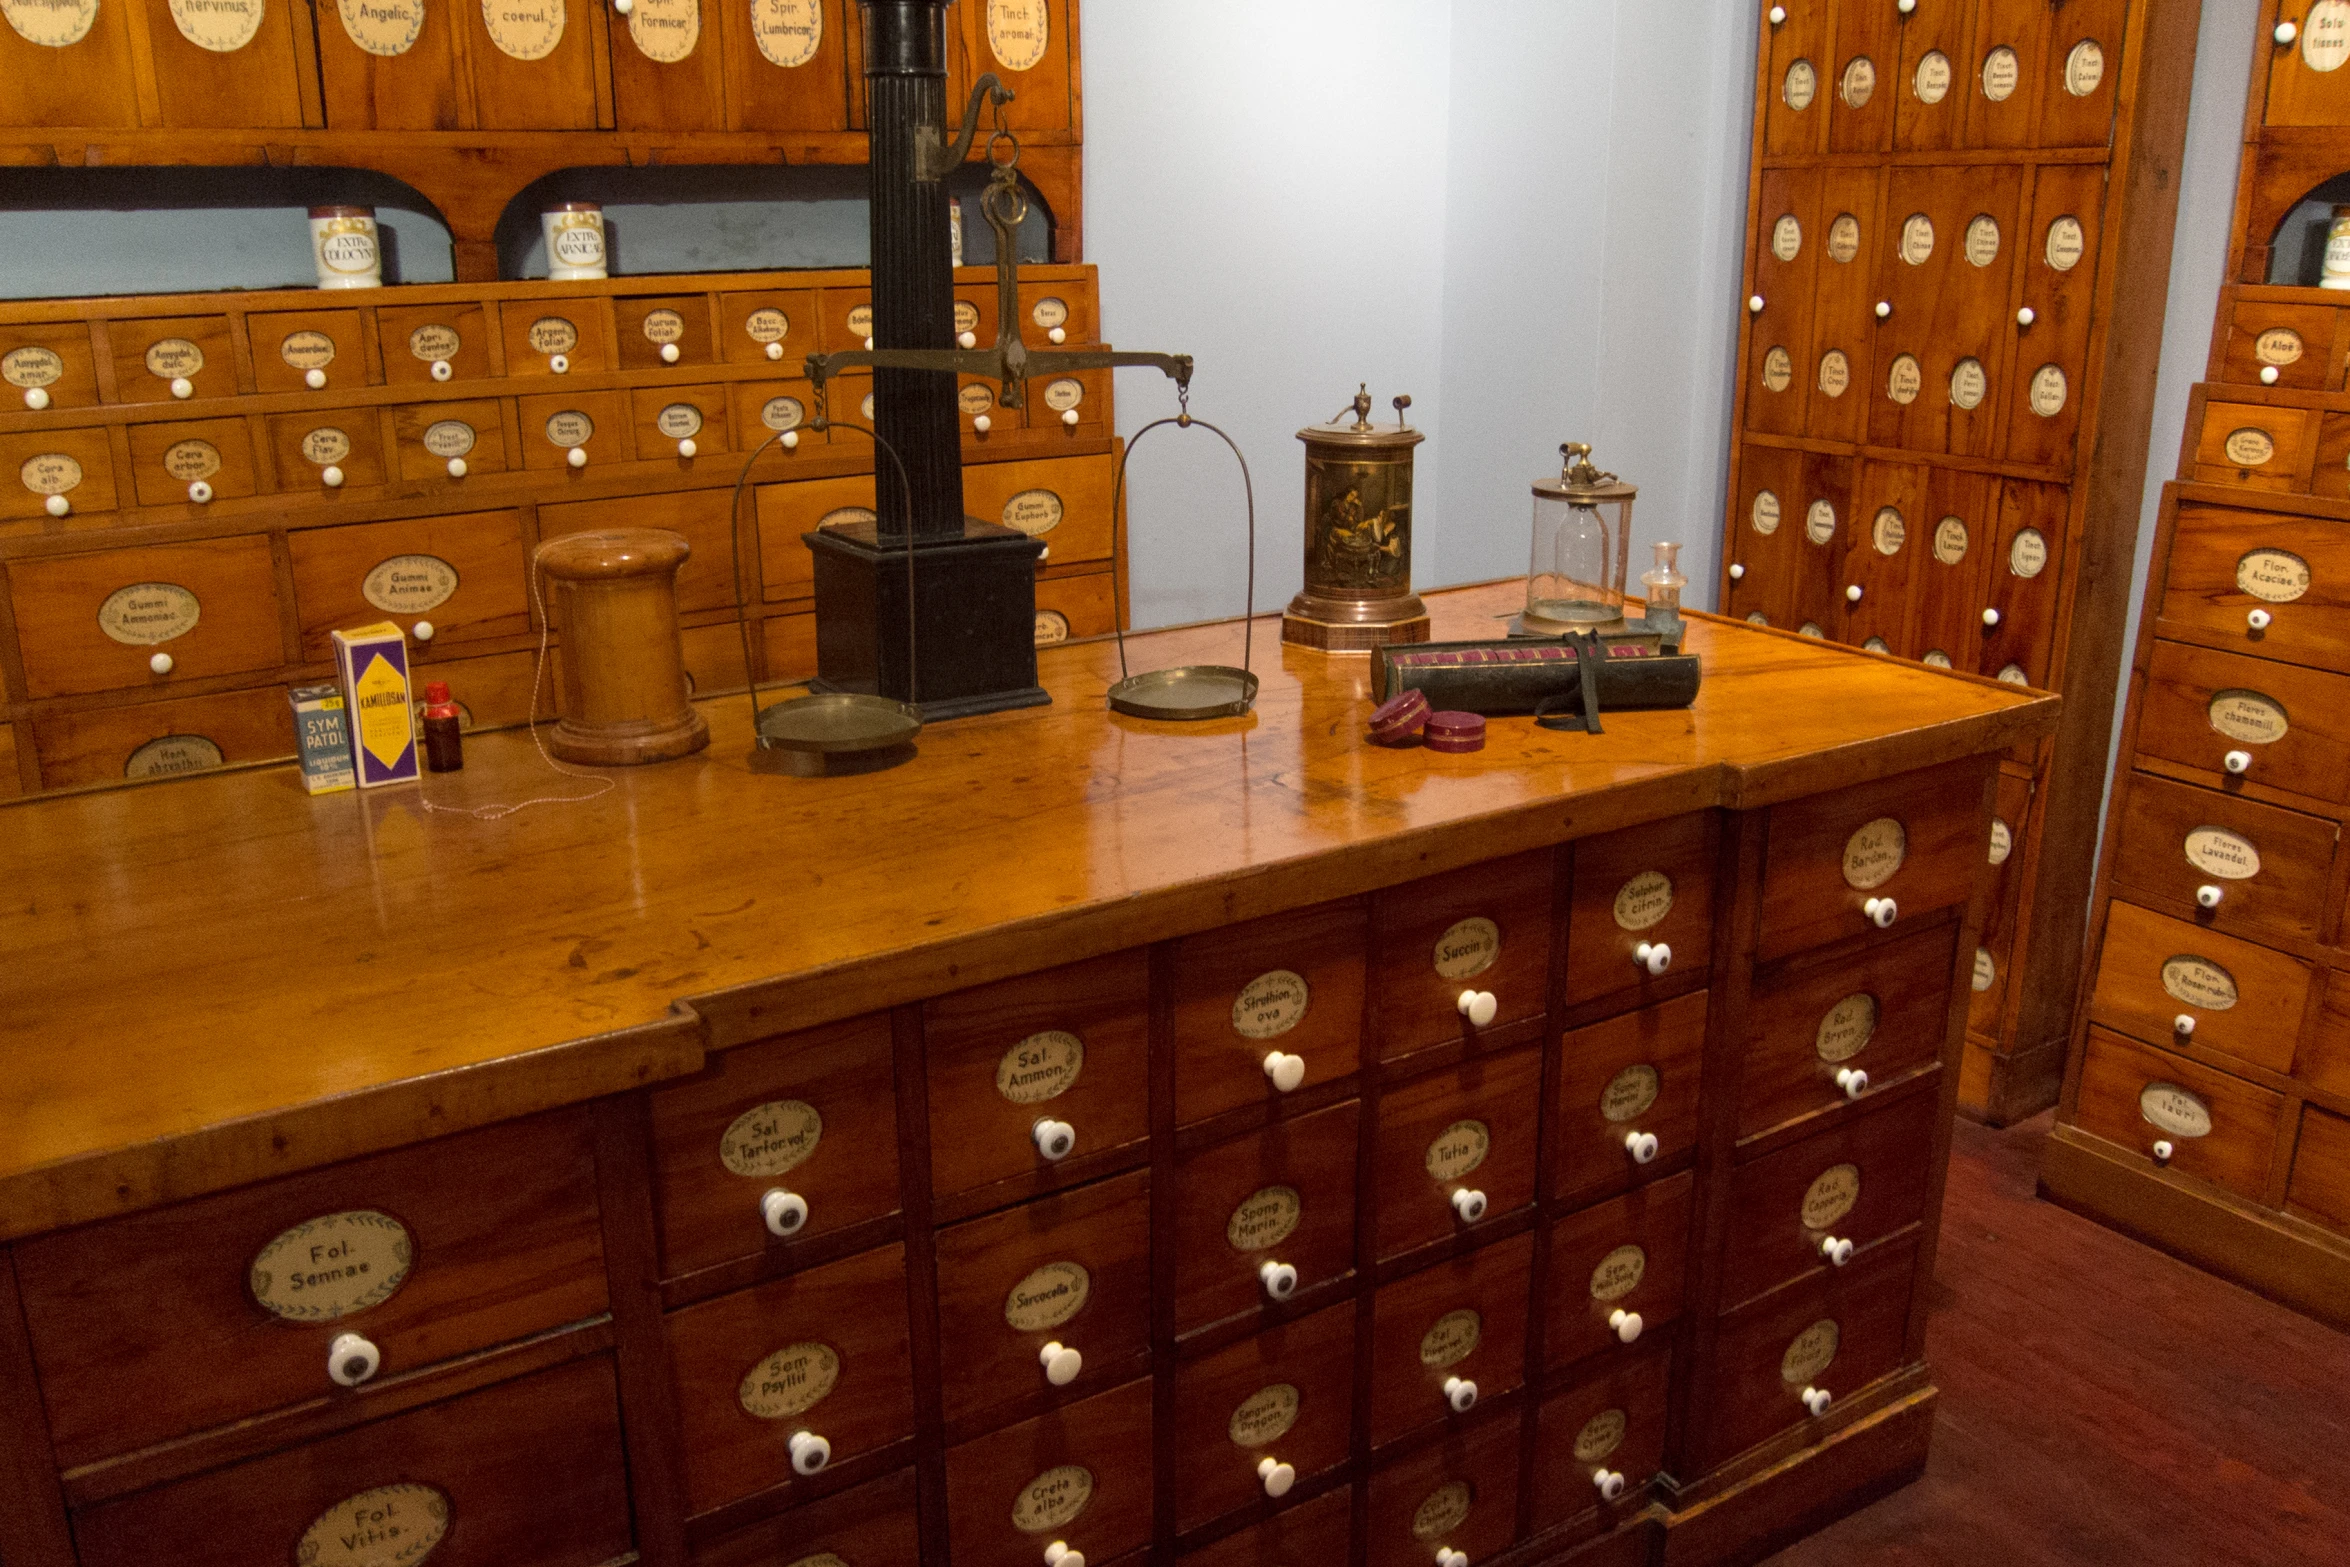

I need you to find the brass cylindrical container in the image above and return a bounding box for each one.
[1282,385,1430,652]
[534,528,710,765]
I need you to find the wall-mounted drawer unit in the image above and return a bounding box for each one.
[1171,1099,1359,1335]
[1369,848,1553,1059]
[1366,1231,1532,1449]
[1564,811,1716,1009]
[289,511,531,658]
[1170,899,1369,1126]
[10,535,284,699]
[2069,1026,2284,1199]
[1758,757,1986,961]
[1373,1044,1542,1261]
[1738,921,1959,1140]
[1719,1083,1939,1311]
[944,1376,1154,1567]
[1168,1302,1356,1532]
[1550,990,1708,1209]
[1543,1171,1694,1371]
[2087,900,2309,1076]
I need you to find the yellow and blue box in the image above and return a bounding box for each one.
[330,622,419,788]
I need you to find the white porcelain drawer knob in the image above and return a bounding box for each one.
[678,438,698,458]
[1061,408,1080,426]
[430,359,454,382]
[2278,20,2299,44]
[1836,1067,1869,1099]
[1594,1468,1627,1501]
[660,342,681,363]
[567,446,588,468]
[1748,295,1765,314]
[1874,301,1891,320]
[1044,1543,1083,1567]
[327,1332,380,1388]
[1262,1050,1306,1092]
[1729,563,1747,581]
[1846,583,1863,602]
[187,480,213,504]
[2152,1138,2175,1164]
[2247,608,2272,632]
[1609,1308,1644,1344]
[1635,941,1672,976]
[1436,1550,1469,1567]
[1443,1375,1478,1414]
[1625,1130,1660,1164]
[149,652,173,675]
[863,336,875,350]
[1864,896,1897,928]
[1457,989,1498,1026]
[973,413,992,433]
[305,368,329,389]
[2196,884,2223,909]
[44,494,68,516]
[25,386,49,409]
[446,457,468,478]
[1259,1259,1299,1300]
[1039,1341,1082,1386]
[2016,306,2036,327]
[959,330,978,348]
[1257,1457,1295,1498]
[2262,364,2281,385]
[1033,1118,1076,1161]
[2173,1013,2195,1037]
[766,342,785,361]
[548,353,570,374]
[412,620,434,642]
[1820,1234,1855,1266]
[782,429,800,450]
[322,465,346,488]
[2224,749,2252,774]
[170,376,194,399]
[1451,1188,1488,1224]
[1897,0,1915,13]
[761,1187,809,1237]
[1802,1386,1832,1417]
[788,1430,831,1474]
[1768,6,1785,24]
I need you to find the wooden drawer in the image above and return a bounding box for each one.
[645,1011,900,1280]
[500,300,613,377]
[289,511,531,659]
[924,949,1151,1203]
[1170,899,1369,1125]
[2221,302,2339,391]
[1172,1099,1359,1336]
[1719,1084,1937,1312]
[1549,990,1707,1209]
[1689,1234,1918,1475]
[1364,1408,1523,1567]
[31,685,291,788]
[1018,278,1099,346]
[694,1466,921,1567]
[1,320,100,411]
[935,1168,1151,1428]
[945,1375,1153,1567]
[2071,1027,2284,1200]
[1374,1044,1542,1261]
[1,426,118,520]
[818,287,874,355]
[1564,811,1716,1007]
[1757,756,1987,961]
[2106,772,2337,947]
[15,1110,606,1468]
[543,489,744,616]
[729,379,830,463]
[376,303,494,387]
[1170,1302,1356,1532]
[518,389,635,471]
[267,410,390,494]
[2192,401,2317,491]
[1369,848,1553,1061]
[1036,571,1117,644]
[71,1355,630,1567]
[1022,366,1111,442]
[759,473,878,602]
[1738,921,1958,1141]
[1367,1231,1533,1449]
[717,287,823,367]
[2159,505,2350,672]
[1543,1171,1694,1371]
[127,416,259,506]
[2287,1105,2350,1235]
[2139,638,2350,801]
[391,400,510,482]
[1530,1349,1672,1532]
[616,292,718,370]
[634,383,734,461]
[11,535,284,699]
[2087,900,2309,1077]
[663,1242,916,1515]
[2304,969,2350,1102]
[1177,1484,1351,1565]
[963,453,1115,568]
[248,308,373,396]
[107,314,237,403]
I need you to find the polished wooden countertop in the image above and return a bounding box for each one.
[0,581,2056,1239]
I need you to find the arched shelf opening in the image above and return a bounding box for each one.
[2266,169,2350,287]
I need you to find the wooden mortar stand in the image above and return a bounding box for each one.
[533,528,709,766]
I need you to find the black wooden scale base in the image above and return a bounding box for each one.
[806,519,1051,720]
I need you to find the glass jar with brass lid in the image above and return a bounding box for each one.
[1520,442,1635,635]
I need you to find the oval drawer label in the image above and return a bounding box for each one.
[752,0,819,66]
[304,427,353,466]
[1870,506,1907,556]
[2010,529,2048,578]
[998,1029,1082,1103]
[745,307,791,343]
[423,420,476,458]
[1012,1465,1092,1533]
[1972,946,1997,991]
[1815,993,1879,1063]
[1413,1480,1474,1542]
[1899,212,1934,266]
[820,506,875,531]
[986,0,1047,71]
[640,308,686,344]
[1420,1308,1482,1369]
[1981,45,2019,100]
[2140,1081,2213,1138]
[1805,499,1836,545]
[145,338,204,379]
[169,0,264,52]
[2237,549,2310,604]
[1782,1318,1840,1384]
[952,301,981,334]
[1839,56,1874,108]
[250,1209,413,1322]
[1913,50,1951,103]
[527,317,579,356]
[484,0,564,60]
[1802,1163,1861,1230]
[1826,213,1860,263]
[2208,690,2287,745]
[1989,817,2013,865]
[1613,870,1673,931]
[2046,215,2086,271]
[1932,518,1970,567]
[1033,297,1070,330]
[4,344,63,387]
[657,403,704,438]
[1228,1381,1300,1448]
[1034,609,1070,646]
[1923,650,1952,668]
[2306,0,2350,71]
[1841,817,1907,890]
[1233,969,1309,1039]
[629,0,698,62]
[1886,355,1921,406]
[958,383,994,416]
[20,452,82,495]
[408,324,460,362]
[1434,916,1499,979]
[2183,827,2260,880]
[1770,214,1800,261]
[544,410,593,447]
[98,582,200,646]
[3,0,97,45]
[1949,359,1987,411]
[1227,1184,1301,1251]
[1761,347,1793,394]
[164,440,221,481]
[1044,377,1085,411]
[363,555,458,615]
[719,1097,822,1177]
[1751,490,1781,534]
[2066,37,2105,95]
[1575,1408,1628,1464]
[1425,1119,1490,1182]
[298,1482,449,1567]
[846,304,873,337]
[784,1556,847,1567]
[1816,350,1850,399]
[1005,1260,1089,1331]
[761,396,806,432]
[2029,365,2068,418]
[1589,1244,1646,1302]
[1601,1063,1659,1123]
[2160,955,2238,1011]
[2224,428,2276,467]
[127,734,224,778]
[1964,214,2000,268]
[739,1341,839,1419]
[1003,488,1063,536]
[2255,328,2304,367]
[1799,623,1826,640]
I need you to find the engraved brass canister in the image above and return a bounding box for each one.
[1281,385,1430,652]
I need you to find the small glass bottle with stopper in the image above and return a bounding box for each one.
[1639,541,1687,651]
[1518,442,1635,635]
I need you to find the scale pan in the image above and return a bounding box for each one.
[1107,665,1259,721]
[755,692,924,754]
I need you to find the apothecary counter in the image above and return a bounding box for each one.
[0,581,2052,1567]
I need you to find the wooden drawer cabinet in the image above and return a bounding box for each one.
[500,300,613,377]
[2137,639,2350,802]
[1172,1100,1359,1335]
[15,1111,607,1468]
[945,1376,1154,1567]
[1550,990,1707,1209]
[1758,758,1985,962]
[1177,1484,1351,1564]
[662,1243,915,1515]
[2105,772,2337,947]
[1169,1302,1355,1532]
[2192,401,2317,491]
[1374,1044,1542,1261]
[391,400,510,481]
[1738,921,1959,1140]
[923,949,1151,1205]
[693,1466,921,1567]
[1171,899,1369,1125]
[615,293,718,370]
[1564,811,1716,1008]
[1530,1350,1672,1532]
[10,535,284,699]
[1719,1083,1938,1312]
[288,512,531,659]
[70,1356,632,1567]
[645,1012,900,1280]
[2,426,118,520]
[1543,1171,1694,1371]
[2087,900,2309,1077]
[518,390,635,470]
[1369,848,1553,1059]
[935,1169,1151,1428]
[1367,1232,1533,1449]
[1365,1409,1524,1567]
[2158,506,2350,670]
[962,454,1117,570]
[248,308,373,396]
[2070,1027,2284,1199]
[127,417,259,507]
[0,320,100,411]
[107,315,237,403]
[376,304,495,386]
